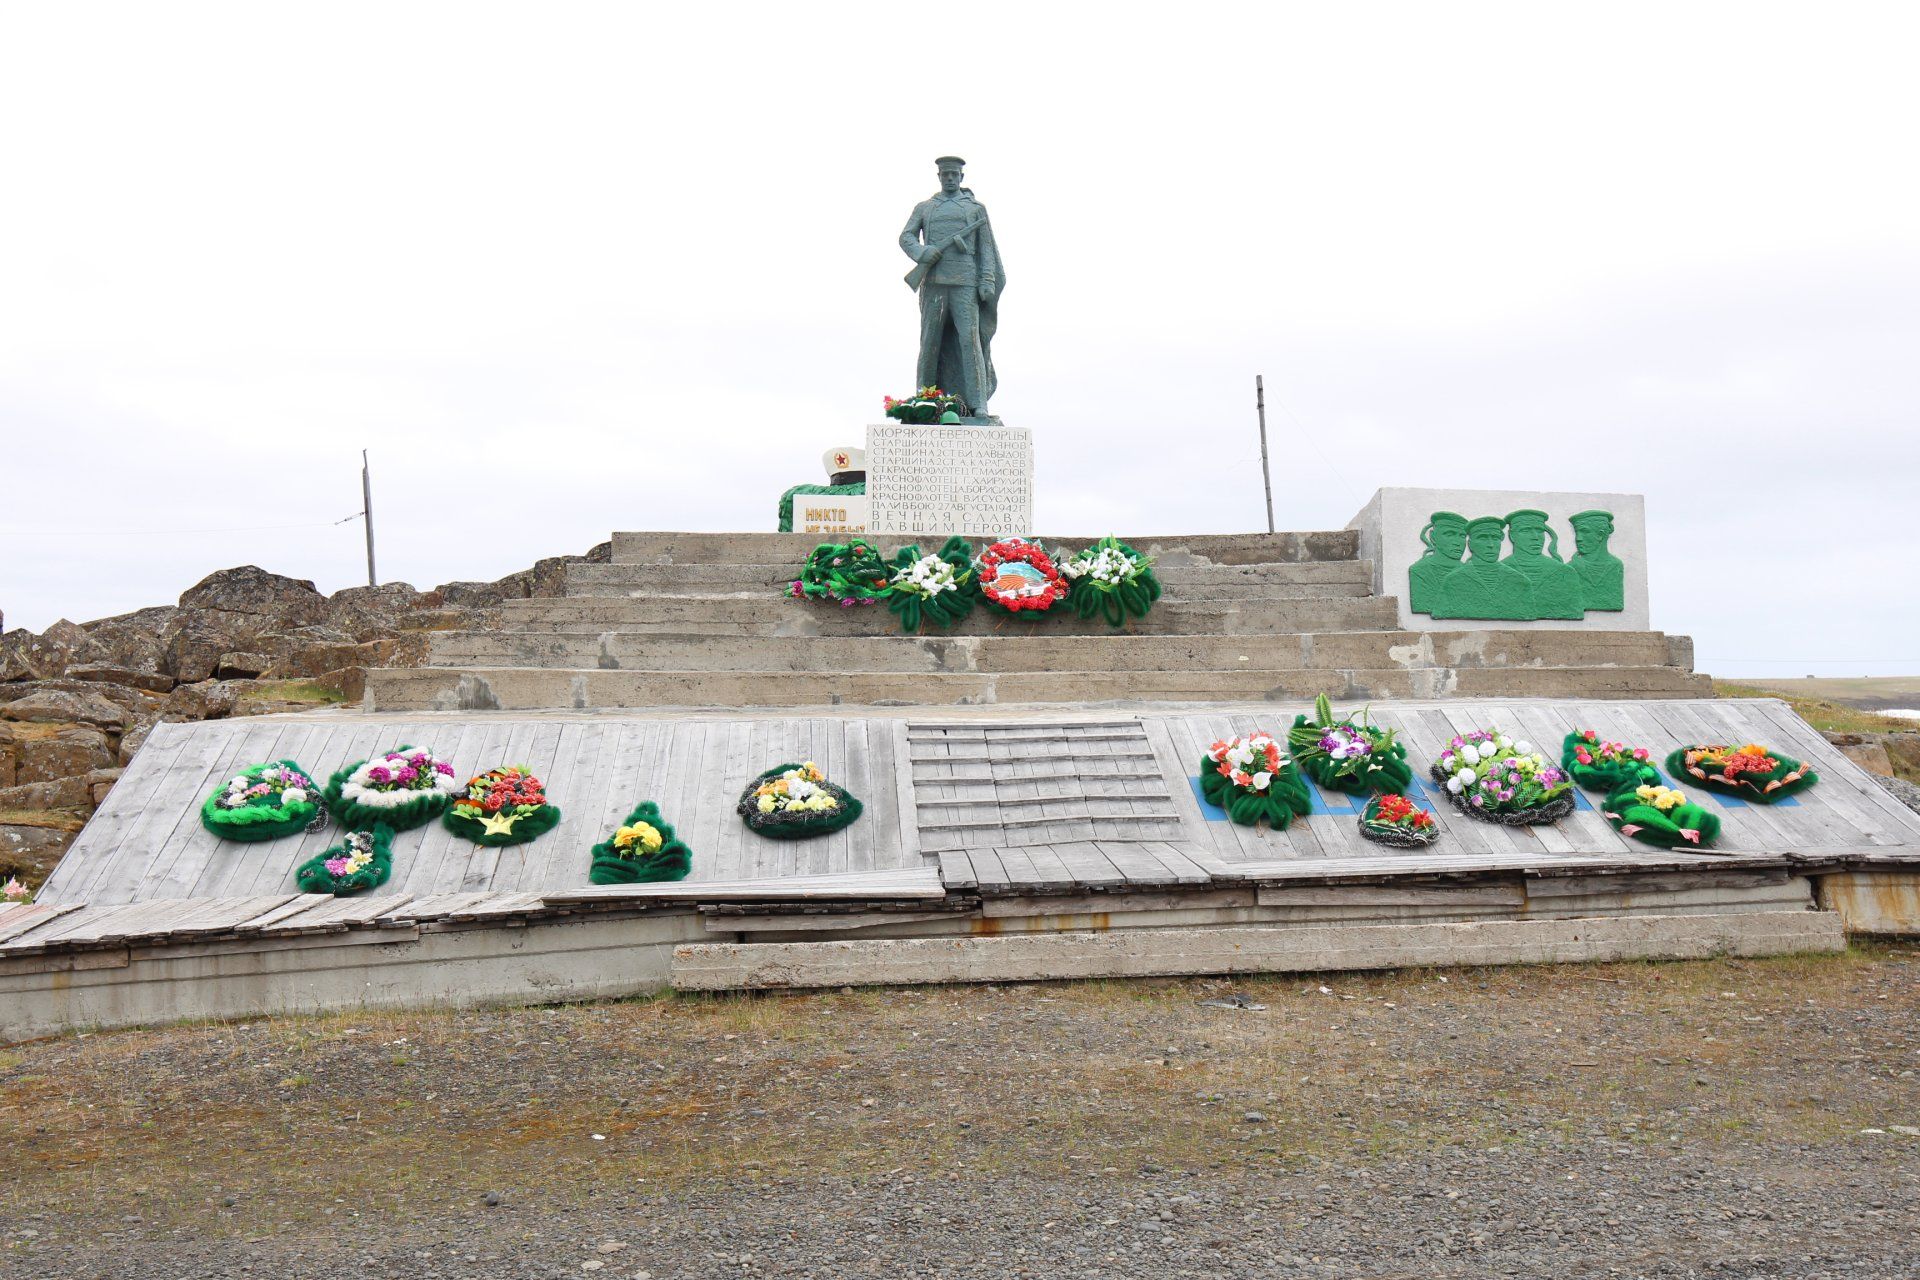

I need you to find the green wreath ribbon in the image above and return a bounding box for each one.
[886,536,978,634]
[294,824,395,896]
[1196,752,1314,829]
[199,759,325,842]
[588,801,694,885]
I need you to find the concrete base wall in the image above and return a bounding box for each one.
[1817,870,1920,934]
[0,912,706,1043]
[673,909,1844,990]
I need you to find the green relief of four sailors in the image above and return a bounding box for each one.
[1408,509,1624,621]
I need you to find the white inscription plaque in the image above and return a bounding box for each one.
[796,495,868,536]
[866,423,1034,537]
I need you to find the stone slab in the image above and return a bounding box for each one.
[794,494,868,535]
[1348,487,1650,632]
[866,422,1033,537]
[669,909,1844,990]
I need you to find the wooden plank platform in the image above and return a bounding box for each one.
[15,698,1918,962]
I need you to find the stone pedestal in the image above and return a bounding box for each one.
[866,423,1034,537]
[1348,487,1650,632]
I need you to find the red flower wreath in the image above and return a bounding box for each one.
[976,538,1069,614]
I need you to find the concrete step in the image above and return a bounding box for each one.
[609,530,1361,566]
[425,629,1688,674]
[491,593,1405,635]
[368,664,1715,711]
[563,559,1376,596]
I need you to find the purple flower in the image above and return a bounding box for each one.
[324,857,349,876]
[435,761,454,776]
[368,766,390,784]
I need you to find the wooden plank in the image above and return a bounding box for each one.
[1045,839,1132,887]
[933,848,978,891]
[253,892,417,934]
[156,720,299,902]
[520,718,607,892]
[0,901,85,945]
[544,866,948,903]
[891,720,927,867]
[82,722,241,903]
[1134,840,1217,885]
[48,721,197,903]
[233,893,337,933]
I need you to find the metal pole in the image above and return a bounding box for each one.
[361,449,377,587]
[1255,375,1275,534]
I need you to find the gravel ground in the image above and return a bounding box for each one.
[3,946,1917,1279]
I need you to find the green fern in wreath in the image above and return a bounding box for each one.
[294,825,394,896]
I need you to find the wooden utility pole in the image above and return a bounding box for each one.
[361,449,377,587]
[1255,375,1275,534]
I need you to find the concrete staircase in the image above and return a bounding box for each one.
[366,531,1710,710]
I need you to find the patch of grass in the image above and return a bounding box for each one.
[0,808,88,832]
[1715,681,1913,735]
[250,680,346,706]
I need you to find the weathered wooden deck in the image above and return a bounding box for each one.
[4,696,1913,1040]
[36,697,1920,917]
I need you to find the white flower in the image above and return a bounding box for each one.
[1447,775,1464,794]
[1496,735,1511,749]
[229,776,249,790]
[1460,744,1480,764]
[282,788,307,805]
[1251,770,1272,790]
[1456,767,1476,785]
[1513,740,1532,755]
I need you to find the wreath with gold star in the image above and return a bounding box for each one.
[442,765,562,847]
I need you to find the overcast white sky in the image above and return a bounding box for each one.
[3,2,1915,678]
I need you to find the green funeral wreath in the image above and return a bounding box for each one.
[199,759,326,842]
[737,761,864,839]
[294,824,395,896]
[588,801,694,885]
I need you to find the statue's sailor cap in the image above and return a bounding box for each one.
[1504,508,1551,528]
[1466,516,1508,535]
[1425,511,1469,530]
[934,155,967,169]
[1568,510,1615,531]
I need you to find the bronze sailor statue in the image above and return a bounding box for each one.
[899,155,1004,420]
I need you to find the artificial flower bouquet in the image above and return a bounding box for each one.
[883,386,963,424]
[588,801,693,885]
[1358,792,1439,848]
[443,765,561,847]
[1286,695,1413,796]
[3,877,33,904]
[199,759,326,842]
[1432,730,1575,826]
[1561,730,1661,793]
[886,535,977,633]
[1665,743,1818,803]
[324,746,464,832]
[791,539,891,607]
[1602,783,1722,849]
[975,538,1069,616]
[1198,732,1313,829]
[294,825,394,896]
[737,761,864,839]
[1059,536,1161,627]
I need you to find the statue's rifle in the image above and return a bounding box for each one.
[903,216,987,291]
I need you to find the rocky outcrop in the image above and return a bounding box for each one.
[0,543,609,895]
